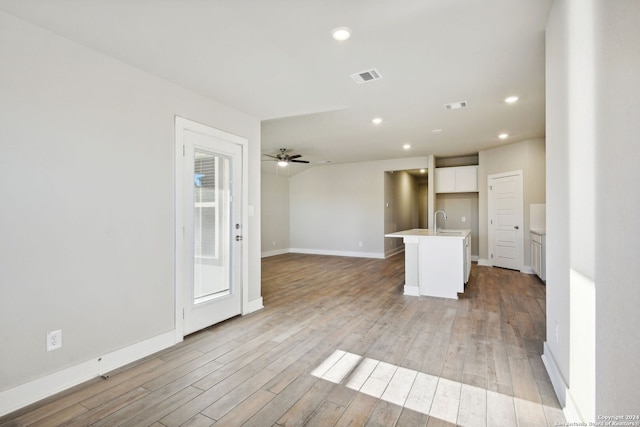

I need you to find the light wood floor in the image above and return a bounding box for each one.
[1,253,565,427]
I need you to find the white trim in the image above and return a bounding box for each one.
[564,389,584,424]
[175,116,249,338]
[542,343,582,423]
[384,246,405,258]
[520,265,535,274]
[471,255,479,262]
[0,330,176,417]
[403,285,420,296]
[477,258,492,266]
[261,248,289,258]
[541,342,568,407]
[243,297,264,315]
[289,248,385,259]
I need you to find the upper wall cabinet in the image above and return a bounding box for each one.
[435,165,478,193]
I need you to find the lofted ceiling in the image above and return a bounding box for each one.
[0,0,551,174]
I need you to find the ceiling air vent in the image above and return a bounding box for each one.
[444,100,468,110]
[351,68,383,84]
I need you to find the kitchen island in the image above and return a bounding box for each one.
[385,229,471,299]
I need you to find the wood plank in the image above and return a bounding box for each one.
[508,356,542,403]
[486,390,516,426]
[333,393,378,427]
[365,400,402,426]
[276,379,335,426]
[428,378,461,425]
[457,383,486,427]
[212,390,276,427]
[404,372,438,415]
[1,254,564,427]
[395,407,429,427]
[63,387,149,427]
[304,400,344,427]
[241,375,319,427]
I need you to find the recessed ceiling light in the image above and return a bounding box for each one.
[403,144,411,150]
[432,129,443,134]
[331,27,351,41]
[498,133,509,140]
[505,96,519,104]
[372,117,383,125]
[420,169,426,173]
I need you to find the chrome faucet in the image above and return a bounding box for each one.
[434,210,448,233]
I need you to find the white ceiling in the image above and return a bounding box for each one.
[0,0,551,173]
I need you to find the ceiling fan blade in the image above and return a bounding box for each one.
[288,154,302,160]
[263,154,278,159]
[290,159,310,163]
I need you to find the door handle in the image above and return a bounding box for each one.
[514,225,519,230]
[235,235,243,241]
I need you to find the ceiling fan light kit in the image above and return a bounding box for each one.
[263,148,310,167]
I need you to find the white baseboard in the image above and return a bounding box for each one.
[289,248,385,259]
[385,247,405,258]
[471,255,479,262]
[477,258,492,266]
[542,342,582,423]
[403,285,420,296]
[520,265,535,274]
[261,248,289,258]
[563,389,584,424]
[0,330,177,417]
[244,297,264,314]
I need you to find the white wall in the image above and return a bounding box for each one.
[544,0,572,411]
[0,11,261,412]
[289,157,429,258]
[545,0,640,420]
[593,0,640,417]
[384,170,421,256]
[478,138,546,266]
[261,172,290,257]
[436,193,479,256]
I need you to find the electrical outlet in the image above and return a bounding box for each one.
[461,216,466,222]
[47,330,62,352]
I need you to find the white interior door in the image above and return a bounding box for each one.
[176,118,244,336]
[488,171,523,271]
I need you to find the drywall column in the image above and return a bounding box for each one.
[427,155,435,229]
[594,0,640,417]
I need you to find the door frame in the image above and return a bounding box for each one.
[174,116,249,342]
[487,170,524,271]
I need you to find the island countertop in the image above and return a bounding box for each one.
[385,228,471,238]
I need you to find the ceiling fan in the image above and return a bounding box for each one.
[263,148,309,167]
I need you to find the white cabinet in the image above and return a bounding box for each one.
[464,233,471,283]
[435,166,478,193]
[385,229,471,299]
[530,231,546,281]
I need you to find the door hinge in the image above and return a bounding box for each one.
[489,185,493,191]
[491,219,493,225]
[182,145,185,156]
[182,308,185,319]
[491,253,494,259]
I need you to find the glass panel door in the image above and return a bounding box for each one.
[176,118,243,336]
[193,150,231,304]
